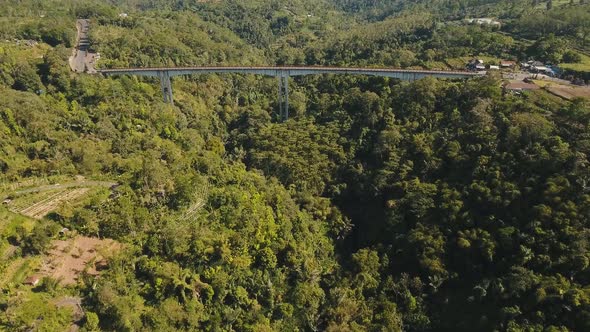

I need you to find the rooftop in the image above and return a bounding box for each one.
[24,275,41,286]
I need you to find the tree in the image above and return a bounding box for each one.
[83,312,100,332]
[22,222,58,255]
[11,62,41,92]
[562,50,582,63]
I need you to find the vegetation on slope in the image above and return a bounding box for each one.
[0,1,589,331]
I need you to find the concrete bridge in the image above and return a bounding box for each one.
[99,66,481,120]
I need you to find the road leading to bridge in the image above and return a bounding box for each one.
[69,19,97,73]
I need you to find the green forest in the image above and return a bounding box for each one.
[1,0,590,331]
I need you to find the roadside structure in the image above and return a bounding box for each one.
[23,275,41,286]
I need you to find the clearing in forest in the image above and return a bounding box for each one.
[17,188,90,219]
[37,236,120,285]
[532,80,590,100]
[546,85,590,100]
[3,177,116,219]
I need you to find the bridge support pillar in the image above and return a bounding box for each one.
[277,72,289,121]
[159,71,173,103]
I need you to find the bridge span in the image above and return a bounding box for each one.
[99,66,481,120]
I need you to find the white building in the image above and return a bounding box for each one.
[466,18,501,27]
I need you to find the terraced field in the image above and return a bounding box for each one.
[560,53,590,73]
[17,188,90,219]
[3,178,116,220]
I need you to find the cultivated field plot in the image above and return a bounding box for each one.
[534,0,581,9]
[37,236,120,285]
[546,85,590,100]
[9,188,90,219]
[3,178,116,219]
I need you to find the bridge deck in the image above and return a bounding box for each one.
[99,66,479,79]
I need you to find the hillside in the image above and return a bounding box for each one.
[1,1,590,331]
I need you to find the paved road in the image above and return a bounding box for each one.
[69,19,95,73]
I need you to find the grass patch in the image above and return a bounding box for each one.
[532,80,557,88]
[424,61,450,70]
[0,175,70,194]
[0,206,36,237]
[0,256,40,286]
[0,40,51,62]
[560,53,590,72]
[527,89,567,109]
[11,258,31,284]
[534,0,577,9]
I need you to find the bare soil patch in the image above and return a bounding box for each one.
[546,85,590,100]
[38,236,120,285]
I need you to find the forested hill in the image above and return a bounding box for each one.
[1,0,590,331]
